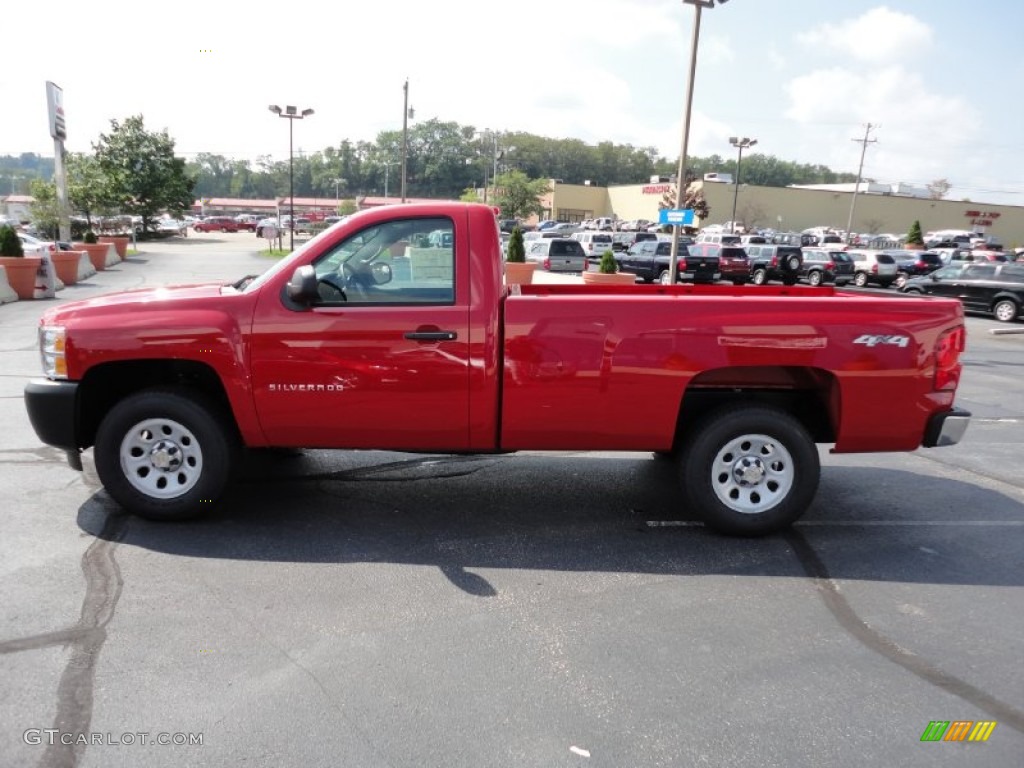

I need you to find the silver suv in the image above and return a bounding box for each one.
[847,250,899,288]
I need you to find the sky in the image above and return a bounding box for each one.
[4,1,1024,205]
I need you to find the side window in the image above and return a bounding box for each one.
[311,216,455,305]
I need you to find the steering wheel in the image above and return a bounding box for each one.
[316,271,348,302]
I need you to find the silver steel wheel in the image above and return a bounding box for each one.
[120,417,204,499]
[993,299,1018,323]
[808,270,823,286]
[711,433,795,515]
[659,270,671,285]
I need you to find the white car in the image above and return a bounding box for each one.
[847,250,900,287]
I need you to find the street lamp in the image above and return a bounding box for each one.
[400,79,415,203]
[728,136,757,233]
[668,0,731,283]
[383,161,398,199]
[268,104,314,251]
[332,177,344,209]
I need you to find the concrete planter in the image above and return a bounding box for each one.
[99,236,130,259]
[504,262,537,285]
[582,271,637,285]
[0,256,43,299]
[51,250,82,285]
[76,242,111,271]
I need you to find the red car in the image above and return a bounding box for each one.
[193,216,239,233]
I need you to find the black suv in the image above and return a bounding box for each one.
[901,262,1024,322]
[610,231,656,254]
[745,244,803,285]
[798,248,855,286]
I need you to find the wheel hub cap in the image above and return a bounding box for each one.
[733,457,767,486]
[711,433,795,515]
[149,440,183,471]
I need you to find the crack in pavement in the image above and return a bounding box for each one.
[0,512,128,768]
[784,529,1024,734]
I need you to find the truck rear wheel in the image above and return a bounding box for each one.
[94,388,237,521]
[751,268,767,285]
[678,405,819,536]
[658,270,671,285]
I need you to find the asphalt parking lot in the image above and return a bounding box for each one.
[1,233,1021,768]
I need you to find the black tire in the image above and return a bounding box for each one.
[751,268,767,285]
[993,298,1019,323]
[807,270,823,287]
[903,287,923,295]
[785,255,801,272]
[853,272,868,287]
[94,388,238,521]
[678,405,820,536]
[782,276,798,286]
[658,269,671,285]
[222,227,231,233]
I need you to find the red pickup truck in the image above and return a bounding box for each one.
[24,203,970,536]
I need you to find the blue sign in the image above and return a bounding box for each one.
[659,208,695,226]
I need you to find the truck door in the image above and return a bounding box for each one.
[249,215,471,450]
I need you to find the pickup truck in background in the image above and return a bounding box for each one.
[24,203,970,536]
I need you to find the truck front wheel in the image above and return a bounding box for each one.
[678,405,819,536]
[94,388,237,521]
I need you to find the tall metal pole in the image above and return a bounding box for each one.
[288,116,294,252]
[846,123,876,243]
[728,137,756,234]
[401,79,409,203]
[668,4,704,284]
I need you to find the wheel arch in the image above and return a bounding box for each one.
[672,366,840,450]
[76,359,239,449]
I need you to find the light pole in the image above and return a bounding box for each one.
[332,177,344,210]
[728,136,756,233]
[269,104,314,251]
[668,0,730,283]
[400,79,415,203]
[383,161,398,199]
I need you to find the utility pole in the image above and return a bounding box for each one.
[846,123,877,243]
[401,79,409,203]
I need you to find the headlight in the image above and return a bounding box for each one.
[40,325,67,379]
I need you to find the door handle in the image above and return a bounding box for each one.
[404,330,457,342]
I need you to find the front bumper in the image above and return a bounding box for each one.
[24,379,82,466]
[922,407,971,448]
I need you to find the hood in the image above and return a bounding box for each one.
[42,282,232,324]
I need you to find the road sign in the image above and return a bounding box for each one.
[659,208,694,226]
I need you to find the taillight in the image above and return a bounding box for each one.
[871,264,879,273]
[824,261,834,270]
[543,257,551,270]
[770,255,779,267]
[935,326,965,391]
[916,261,927,270]
[719,257,728,268]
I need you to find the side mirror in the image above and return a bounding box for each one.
[286,265,318,304]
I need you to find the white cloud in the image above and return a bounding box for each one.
[799,6,933,63]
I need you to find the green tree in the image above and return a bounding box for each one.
[492,171,550,220]
[94,115,195,231]
[507,227,525,263]
[66,153,113,231]
[28,178,61,239]
[0,224,24,256]
[906,220,925,246]
[338,199,358,215]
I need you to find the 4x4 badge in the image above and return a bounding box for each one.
[853,334,910,348]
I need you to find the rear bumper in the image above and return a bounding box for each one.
[922,407,971,447]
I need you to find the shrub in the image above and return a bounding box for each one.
[84,231,98,244]
[0,225,24,257]
[598,249,618,274]
[906,220,925,246]
[507,227,526,263]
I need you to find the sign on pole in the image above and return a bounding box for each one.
[46,82,67,140]
[658,208,695,226]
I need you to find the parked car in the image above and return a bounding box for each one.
[233,215,259,232]
[797,248,855,286]
[524,238,587,273]
[847,250,899,287]
[745,244,803,285]
[682,242,736,284]
[884,250,943,288]
[547,222,579,236]
[616,239,687,284]
[194,216,239,233]
[156,219,187,236]
[695,232,741,246]
[901,262,1024,322]
[255,218,281,238]
[571,231,614,262]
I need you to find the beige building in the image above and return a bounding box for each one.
[538,180,1024,247]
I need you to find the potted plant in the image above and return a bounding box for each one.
[905,220,926,250]
[583,249,636,285]
[76,230,111,271]
[0,224,43,300]
[504,227,537,285]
